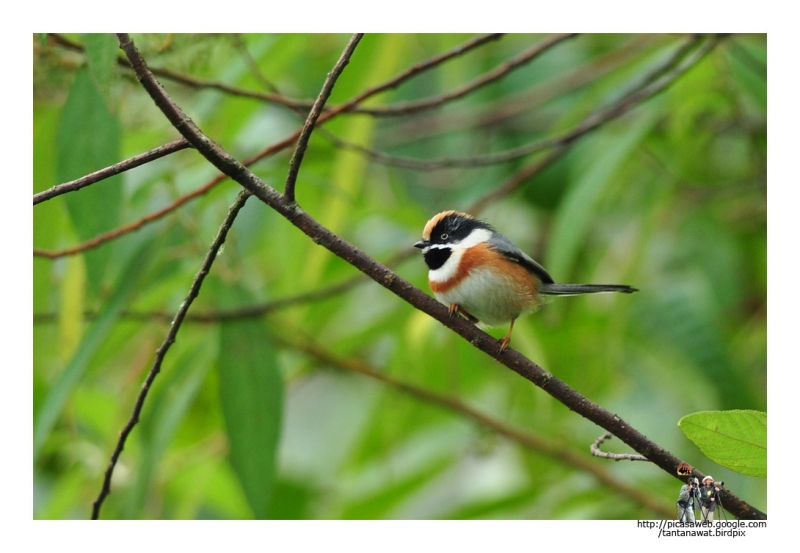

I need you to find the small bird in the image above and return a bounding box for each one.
[414,210,637,351]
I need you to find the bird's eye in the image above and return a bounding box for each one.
[440,233,449,240]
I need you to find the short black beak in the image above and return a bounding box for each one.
[414,240,429,249]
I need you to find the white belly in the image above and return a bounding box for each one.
[433,267,539,327]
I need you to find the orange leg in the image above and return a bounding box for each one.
[498,318,517,352]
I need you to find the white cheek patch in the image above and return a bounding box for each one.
[427,227,492,284]
[458,227,492,249]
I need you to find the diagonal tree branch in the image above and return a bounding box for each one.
[47,33,314,112]
[49,33,504,117]
[324,35,711,172]
[32,135,294,259]
[284,33,363,204]
[91,189,252,519]
[116,32,764,521]
[348,33,577,117]
[33,139,191,205]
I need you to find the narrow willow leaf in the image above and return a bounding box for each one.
[83,33,120,111]
[33,232,156,460]
[219,317,283,519]
[679,410,766,478]
[56,68,122,295]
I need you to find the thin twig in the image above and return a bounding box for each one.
[33,139,191,205]
[32,277,367,325]
[591,432,649,462]
[116,33,764,521]
[324,35,710,173]
[48,33,314,112]
[90,189,252,519]
[231,34,281,93]
[327,33,503,114]
[49,33,503,118]
[34,174,223,259]
[349,33,577,117]
[380,34,660,143]
[284,34,363,204]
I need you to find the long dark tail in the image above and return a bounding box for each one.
[539,283,638,296]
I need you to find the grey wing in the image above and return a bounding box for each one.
[487,233,554,284]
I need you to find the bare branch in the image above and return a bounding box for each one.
[380,34,660,143]
[33,274,368,324]
[34,173,224,259]
[284,34,363,204]
[322,35,713,173]
[115,32,764,521]
[230,34,281,94]
[349,33,577,117]
[329,33,503,113]
[33,139,191,205]
[47,33,314,112]
[32,131,302,259]
[91,189,252,519]
[591,432,649,462]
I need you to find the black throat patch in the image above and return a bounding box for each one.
[423,247,452,271]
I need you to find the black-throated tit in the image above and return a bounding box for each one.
[414,210,637,351]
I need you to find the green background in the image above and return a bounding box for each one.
[33,33,766,519]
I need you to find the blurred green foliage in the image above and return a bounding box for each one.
[33,33,766,519]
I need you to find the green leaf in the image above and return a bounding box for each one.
[678,410,766,477]
[218,311,283,519]
[33,231,156,460]
[56,68,122,295]
[83,33,120,112]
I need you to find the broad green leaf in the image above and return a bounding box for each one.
[266,478,316,519]
[33,232,156,460]
[56,68,122,295]
[218,312,283,519]
[679,410,766,477]
[83,33,120,112]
